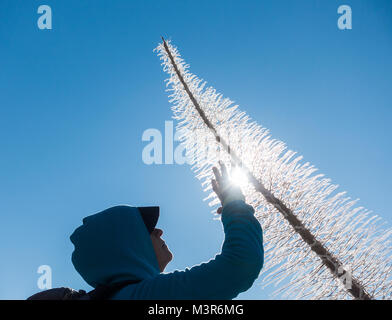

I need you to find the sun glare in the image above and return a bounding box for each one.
[230,167,249,188]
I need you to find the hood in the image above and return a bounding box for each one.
[70,205,160,288]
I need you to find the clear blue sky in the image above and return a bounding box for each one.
[0,0,391,299]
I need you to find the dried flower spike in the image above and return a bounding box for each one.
[155,38,392,300]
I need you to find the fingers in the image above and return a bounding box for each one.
[212,162,230,207]
[219,161,228,180]
[212,161,246,211]
[212,178,224,204]
[211,178,219,194]
[213,161,232,191]
[213,161,230,183]
[212,166,222,185]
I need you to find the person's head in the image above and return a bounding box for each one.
[150,228,173,272]
[137,207,173,272]
[70,205,172,288]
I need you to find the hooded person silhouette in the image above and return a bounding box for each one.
[70,163,264,299]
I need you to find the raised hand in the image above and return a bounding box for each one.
[211,161,245,214]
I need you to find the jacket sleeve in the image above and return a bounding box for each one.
[118,200,264,300]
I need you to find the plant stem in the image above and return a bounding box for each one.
[161,37,372,300]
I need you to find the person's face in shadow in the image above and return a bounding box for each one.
[150,228,173,272]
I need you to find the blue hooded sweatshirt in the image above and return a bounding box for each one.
[70,200,264,299]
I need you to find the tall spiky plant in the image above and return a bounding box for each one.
[155,38,392,300]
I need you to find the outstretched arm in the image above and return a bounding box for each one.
[116,163,264,300]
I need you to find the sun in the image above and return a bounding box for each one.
[230,167,249,188]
